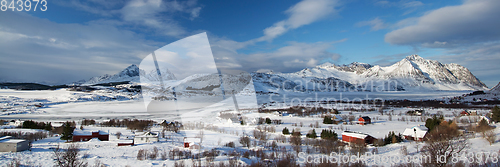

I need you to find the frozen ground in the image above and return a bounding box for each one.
[0,88,499,166]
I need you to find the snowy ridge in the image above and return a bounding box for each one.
[252,55,488,92]
[78,64,176,85]
[490,82,500,93]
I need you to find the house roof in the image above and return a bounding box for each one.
[73,130,108,136]
[342,131,372,139]
[0,139,26,144]
[402,125,428,138]
[136,132,158,138]
[360,116,370,120]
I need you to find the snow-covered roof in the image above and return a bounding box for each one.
[0,138,26,144]
[402,125,428,138]
[342,131,371,139]
[135,132,158,138]
[0,136,12,141]
[73,130,108,136]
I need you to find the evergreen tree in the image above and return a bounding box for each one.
[306,129,317,138]
[425,115,443,131]
[265,118,272,124]
[323,116,333,124]
[492,106,500,122]
[44,122,52,131]
[282,127,290,135]
[61,121,75,141]
[320,129,338,140]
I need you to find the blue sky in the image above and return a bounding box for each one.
[0,0,499,87]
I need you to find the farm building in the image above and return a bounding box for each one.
[183,137,201,149]
[72,130,109,142]
[331,115,343,123]
[402,125,428,141]
[358,116,371,125]
[0,136,29,152]
[134,132,159,144]
[341,131,375,144]
[460,110,471,116]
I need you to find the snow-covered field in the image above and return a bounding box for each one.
[0,88,499,166]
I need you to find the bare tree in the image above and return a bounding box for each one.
[421,123,468,167]
[53,143,88,167]
[484,130,496,145]
[239,136,251,148]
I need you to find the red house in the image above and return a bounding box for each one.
[342,131,375,144]
[460,110,470,116]
[72,130,109,142]
[358,116,371,125]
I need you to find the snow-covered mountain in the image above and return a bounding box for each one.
[77,64,176,85]
[490,82,500,93]
[252,55,488,92]
[76,55,487,92]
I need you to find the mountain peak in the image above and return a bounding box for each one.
[405,54,424,61]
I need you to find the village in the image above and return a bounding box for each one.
[0,100,499,166]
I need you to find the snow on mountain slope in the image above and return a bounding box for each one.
[490,82,500,93]
[252,55,487,92]
[79,64,176,85]
[361,55,486,90]
[76,55,487,93]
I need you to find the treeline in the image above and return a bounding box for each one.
[0,131,48,141]
[385,99,494,109]
[101,119,156,131]
[22,120,52,131]
[259,106,332,116]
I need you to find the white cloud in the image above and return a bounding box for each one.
[0,11,157,84]
[211,39,346,73]
[356,17,387,31]
[257,0,340,42]
[385,0,500,46]
[375,0,423,8]
[383,0,500,88]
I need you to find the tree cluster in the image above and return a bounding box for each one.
[425,115,444,131]
[320,129,338,140]
[383,131,403,145]
[22,120,52,131]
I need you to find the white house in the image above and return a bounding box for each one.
[134,132,159,144]
[402,125,428,141]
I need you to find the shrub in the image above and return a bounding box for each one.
[224,142,235,148]
[115,132,122,139]
[239,136,251,148]
[148,147,158,160]
[137,149,147,160]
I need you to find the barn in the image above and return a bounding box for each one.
[72,130,109,142]
[341,131,375,144]
[358,116,371,125]
[402,125,428,141]
[0,136,29,152]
